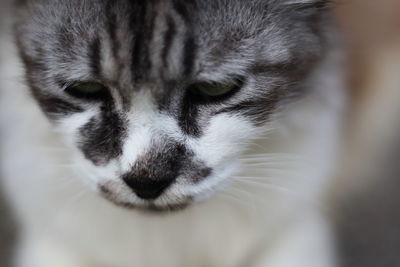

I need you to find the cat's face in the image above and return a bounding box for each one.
[16,0,329,211]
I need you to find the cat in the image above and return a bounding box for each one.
[0,0,345,266]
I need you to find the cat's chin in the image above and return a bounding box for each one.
[99,186,193,213]
[103,198,191,214]
[97,183,200,214]
[113,201,191,214]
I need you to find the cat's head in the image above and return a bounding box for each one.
[15,0,332,212]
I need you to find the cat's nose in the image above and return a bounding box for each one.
[123,177,175,200]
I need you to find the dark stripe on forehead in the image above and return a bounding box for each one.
[130,1,155,83]
[170,0,197,79]
[106,1,120,65]
[89,38,102,77]
[144,7,156,78]
[182,35,197,77]
[130,2,146,83]
[171,0,194,23]
[161,16,177,72]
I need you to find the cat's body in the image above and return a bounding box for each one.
[0,1,344,266]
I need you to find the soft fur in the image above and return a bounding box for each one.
[0,0,345,266]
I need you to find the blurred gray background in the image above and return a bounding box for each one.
[1,0,17,266]
[0,193,16,267]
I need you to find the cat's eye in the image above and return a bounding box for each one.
[194,82,236,97]
[189,79,242,103]
[65,82,109,100]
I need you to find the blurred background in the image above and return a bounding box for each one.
[334,1,400,266]
[1,0,400,266]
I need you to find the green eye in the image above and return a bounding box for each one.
[65,82,108,100]
[196,82,235,97]
[74,82,104,94]
[188,79,244,103]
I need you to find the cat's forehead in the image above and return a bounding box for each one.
[17,0,322,80]
[16,0,326,101]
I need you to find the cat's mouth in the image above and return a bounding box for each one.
[112,201,190,213]
[99,184,193,213]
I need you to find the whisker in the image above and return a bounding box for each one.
[233,179,295,194]
[220,189,259,212]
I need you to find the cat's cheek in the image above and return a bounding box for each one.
[180,161,242,201]
[53,109,124,192]
[53,108,98,148]
[188,113,259,167]
[69,151,120,187]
